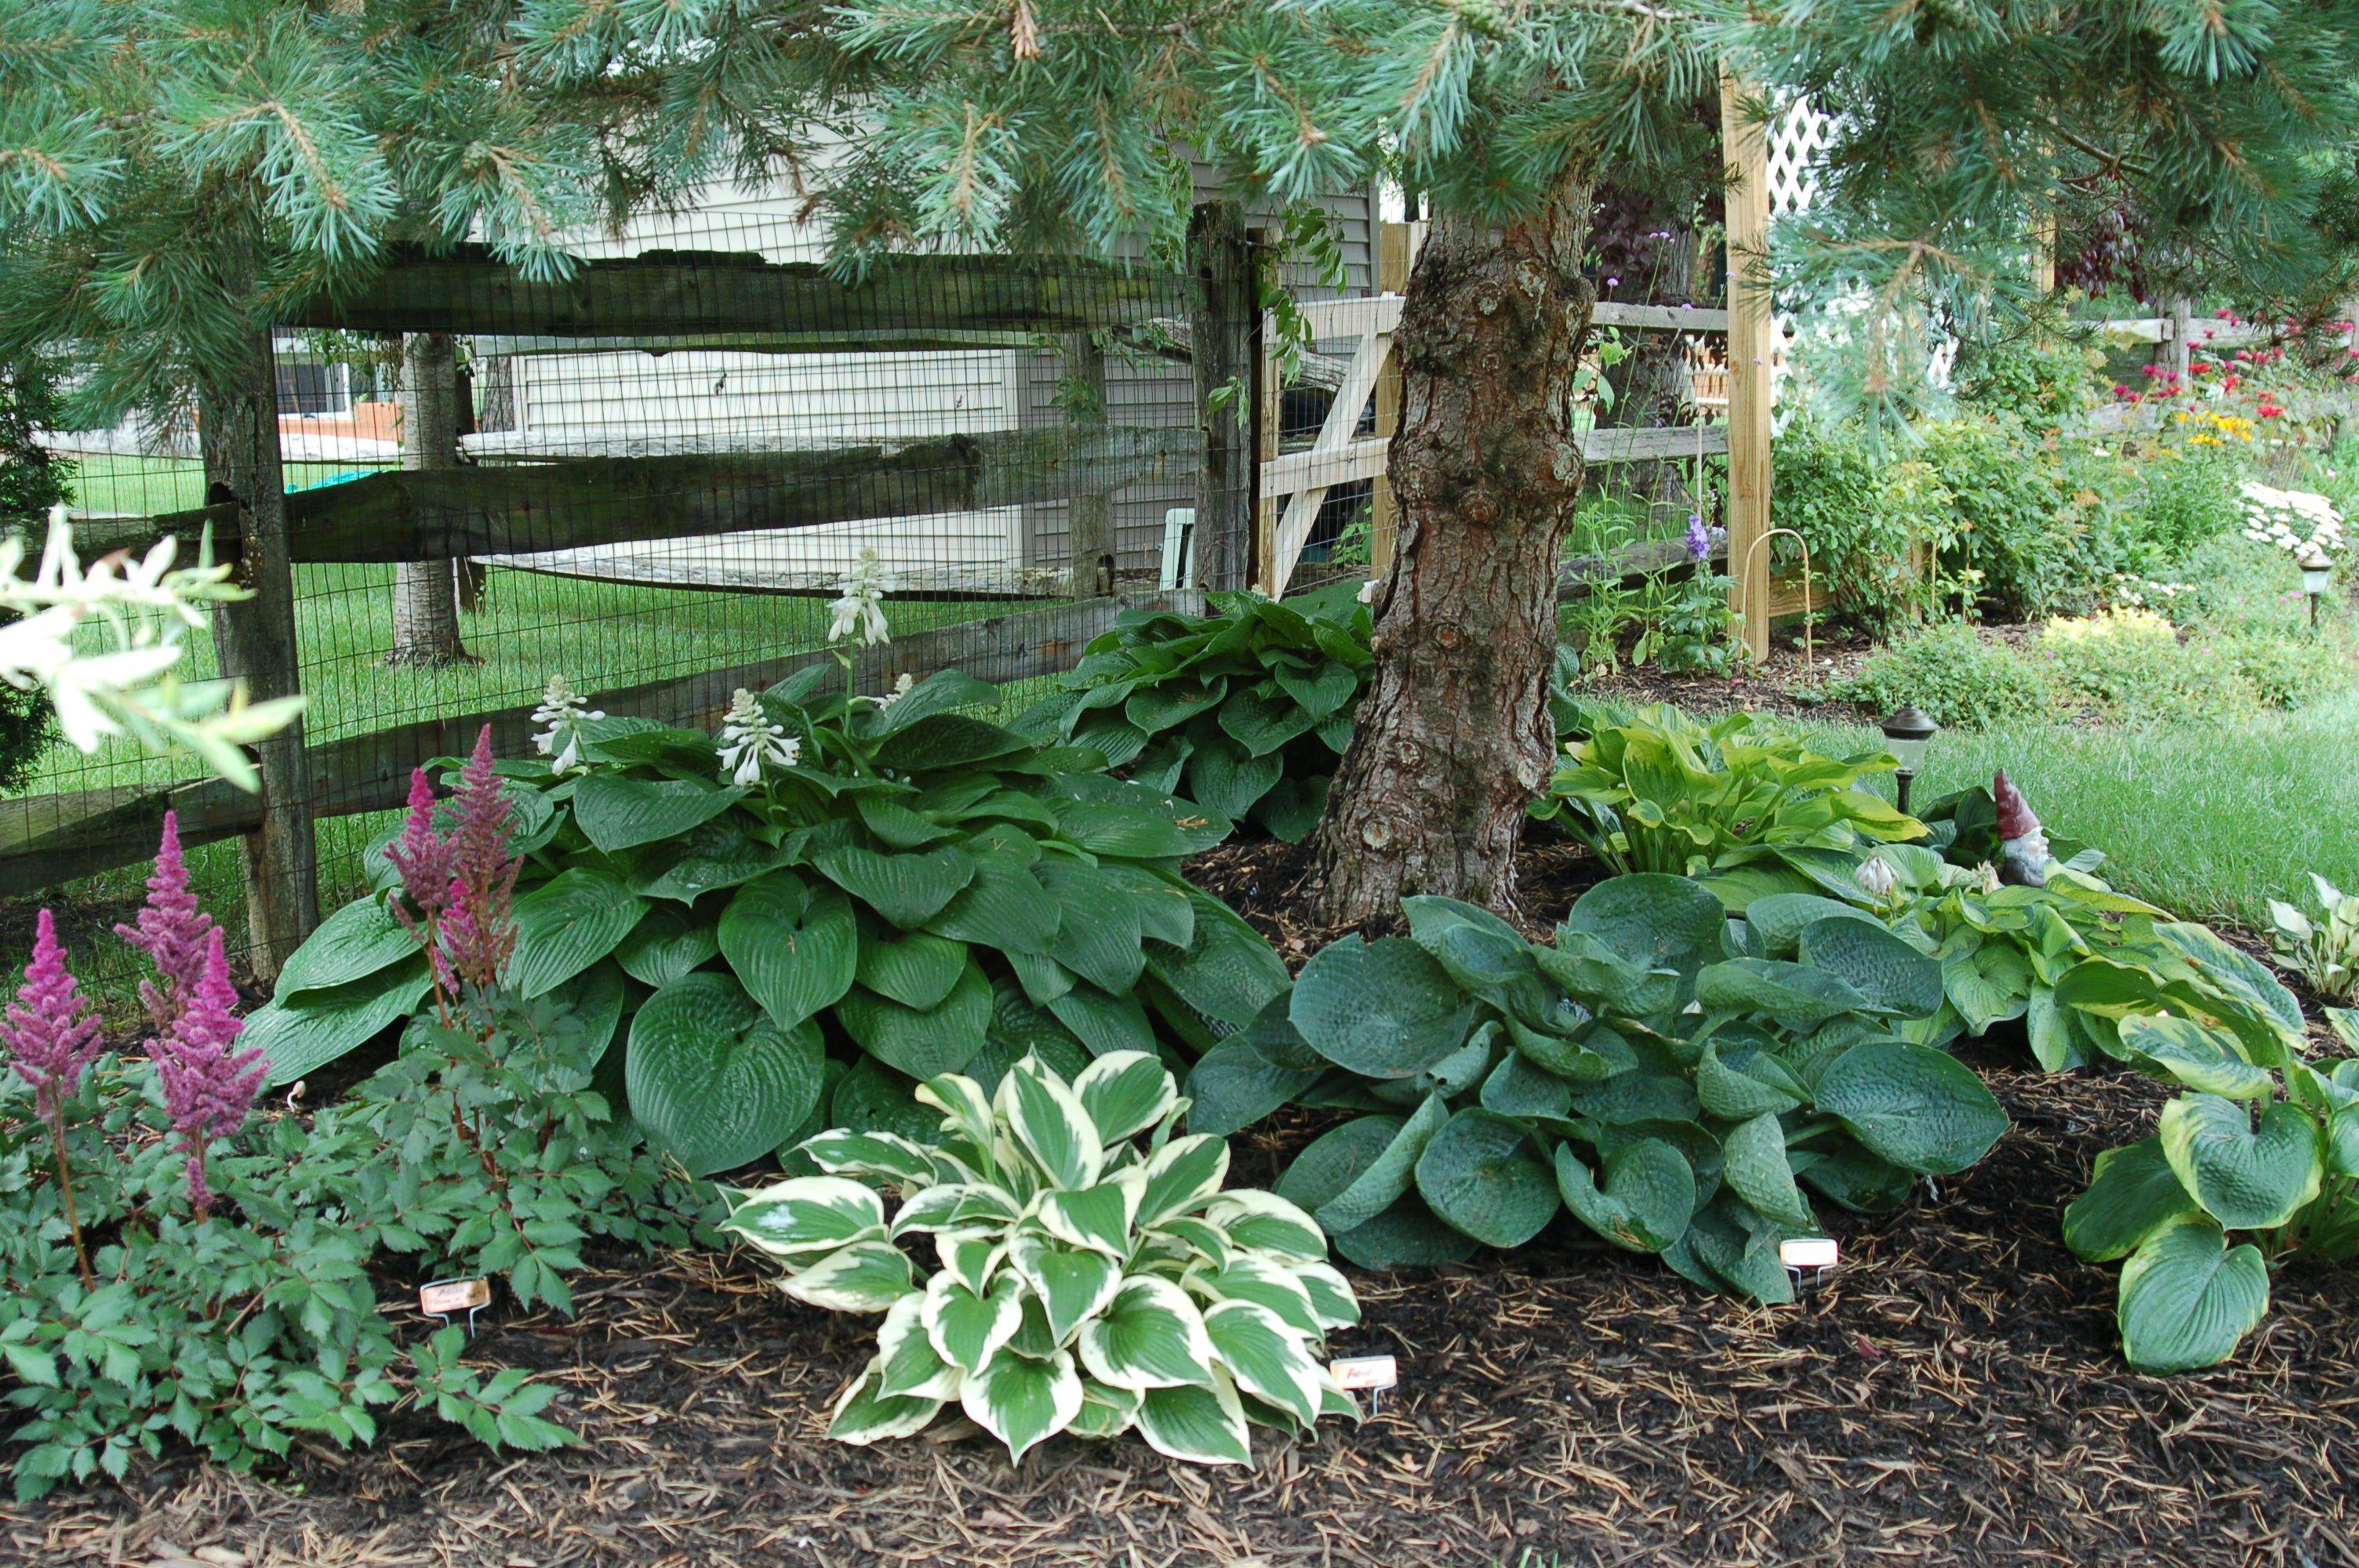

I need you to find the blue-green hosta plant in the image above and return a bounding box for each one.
[1535,702,1924,884]
[245,668,1286,1177]
[2063,1009,2359,1372]
[1016,583,1371,840]
[1187,875,2006,1301]
[724,1052,1362,1464]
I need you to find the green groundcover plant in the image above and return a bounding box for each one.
[2063,1010,2359,1372]
[1187,877,2006,1301]
[725,1051,1361,1464]
[1535,702,1924,882]
[246,670,1288,1178]
[1,815,701,1498]
[2267,875,2359,1004]
[1016,583,1371,841]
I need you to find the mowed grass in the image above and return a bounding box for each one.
[1788,695,2359,931]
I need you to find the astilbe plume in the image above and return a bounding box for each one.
[2,909,104,1122]
[386,766,456,927]
[147,929,266,1212]
[113,811,216,1038]
[440,726,519,991]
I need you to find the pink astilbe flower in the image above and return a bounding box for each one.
[147,930,266,1213]
[386,767,456,922]
[441,727,519,991]
[114,811,216,1038]
[2,909,104,1123]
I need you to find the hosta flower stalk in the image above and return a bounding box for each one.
[725,1053,1361,1465]
[716,688,801,786]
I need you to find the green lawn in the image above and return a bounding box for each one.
[1789,695,2359,931]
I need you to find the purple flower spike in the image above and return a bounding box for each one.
[387,767,456,924]
[1684,514,1713,561]
[115,811,216,1037]
[149,930,267,1212]
[3,910,105,1123]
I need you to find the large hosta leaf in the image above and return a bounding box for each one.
[2116,1215,2270,1373]
[511,867,646,998]
[812,844,977,930]
[2159,1094,2324,1231]
[1290,935,1470,1078]
[961,1348,1084,1461]
[1148,891,1289,1031]
[275,895,418,999]
[1554,1138,1696,1253]
[1134,1374,1252,1465]
[572,772,746,853]
[1202,1300,1321,1427]
[1328,1196,1479,1270]
[252,957,434,1086]
[1813,1040,2008,1175]
[1414,1109,1558,1249]
[727,1176,887,1261]
[2117,1014,2274,1101]
[1696,959,1876,1026]
[1078,1276,1216,1391]
[1292,1098,1449,1235]
[627,812,791,902]
[928,857,1060,955]
[1564,874,1728,977]
[2063,1137,2200,1263]
[1799,917,1943,1018]
[627,971,826,1175]
[1718,1112,1812,1227]
[614,904,721,989]
[838,962,993,1079]
[721,872,857,1031]
[827,1360,944,1446]
[854,927,969,1011]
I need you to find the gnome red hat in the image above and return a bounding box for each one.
[1993,770,2041,841]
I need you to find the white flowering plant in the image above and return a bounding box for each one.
[2239,482,2346,564]
[530,674,605,777]
[0,506,304,789]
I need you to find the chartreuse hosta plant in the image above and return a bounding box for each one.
[2063,1010,2359,1372]
[1016,583,1371,841]
[725,1052,1361,1464]
[245,666,1286,1177]
[1187,875,2005,1301]
[1535,702,1924,882]
[2267,874,2359,1004]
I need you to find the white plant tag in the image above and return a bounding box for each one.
[1328,1354,1398,1392]
[1779,1237,1838,1269]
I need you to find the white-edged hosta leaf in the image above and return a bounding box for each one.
[1136,1135,1230,1226]
[1185,1256,1318,1335]
[782,1240,918,1312]
[922,1272,1026,1374]
[1134,1370,1252,1466]
[1010,1236,1125,1345]
[916,1073,994,1149]
[875,1292,962,1400]
[1296,1261,1361,1330]
[725,1177,887,1261]
[997,1058,1104,1191]
[892,1183,1018,1237]
[935,1231,1005,1296]
[1154,1215,1234,1269]
[1077,1275,1217,1391]
[1202,1299,1322,1428]
[960,1348,1083,1461]
[1039,1180,1142,1257]
[1317,1378,1362,1424]
[827,1359,944,1446]
[1068,1378,1143,1439]
[1202,1191,1327,1261]
[798,1129,938,1185]
[1074,1051,1180,1144]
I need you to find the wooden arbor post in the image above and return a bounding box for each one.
[198,324,318,980]
[1720,69,1775,666]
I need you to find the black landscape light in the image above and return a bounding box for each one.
[1878,705,1939,816]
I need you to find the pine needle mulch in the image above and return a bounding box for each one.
[8,1057,2356,1568]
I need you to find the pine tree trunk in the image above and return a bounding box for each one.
[389,332,472,666]
[1309,177,1595,925]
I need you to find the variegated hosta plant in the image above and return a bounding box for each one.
[725,1051,1362,1465]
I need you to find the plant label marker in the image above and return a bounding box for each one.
[420,1276,491,1334]
[1329,1353,1398,1414]
[1779,1237,1838,1293]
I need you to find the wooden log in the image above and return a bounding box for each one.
[1721,70,1776,666]
[468,328,1048,358]
[0,591,1205,889]
[1187,203,1258,592]
[108,426,1197,566]
[198,323,318,980]
[1589,301,1733,332]
[289,245,1183,339]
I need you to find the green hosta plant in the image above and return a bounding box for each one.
[725,1051,1361,1463]
[248,668,1286,1177]
[1190,875,2005,1301]
[2063,1010,2359,1372]
[2267,874,2359,1003]
[1536,702,1923,881]
[1016,583,1371,841]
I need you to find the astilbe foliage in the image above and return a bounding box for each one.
[112,808,215,1037]
[145,930,266,1210]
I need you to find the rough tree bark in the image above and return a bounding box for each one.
[1309,176,1595,924]
[390,332,473,666]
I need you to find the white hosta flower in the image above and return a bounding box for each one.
[717,688,801,786]
[872,672,916,711]
[531,673,604,776]
[1358,579,1379,604]
[1854,854,1901,905]
[828,549,895,647]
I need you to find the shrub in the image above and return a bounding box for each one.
[2121,441,2248,566]
[725,1051,1361,1464]
[1017,584,1369,840]
[1532,702,1921,880]
[1954,334,2103,427]
[1831,622,2047,729]
[1918,414,2095,619]
[248,681,1288,1175]
[1771,419,1950,630]
[1195,881,2005,1298]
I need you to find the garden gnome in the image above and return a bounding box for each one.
[1993,770,2054,887]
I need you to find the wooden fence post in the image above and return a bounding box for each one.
[1251,229,1281,597]
[198,325,318,980]
[1720,68,1775,666]
[1060,332,1118,597]
[1369,220,1416,575]
[1187,202,1256,592]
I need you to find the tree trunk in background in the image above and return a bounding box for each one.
[1060,332,1117,597]
[1598,191,1700,519]
[1309,177,1595,924]
[390,332,472,666]
[1187,201,1256,591]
